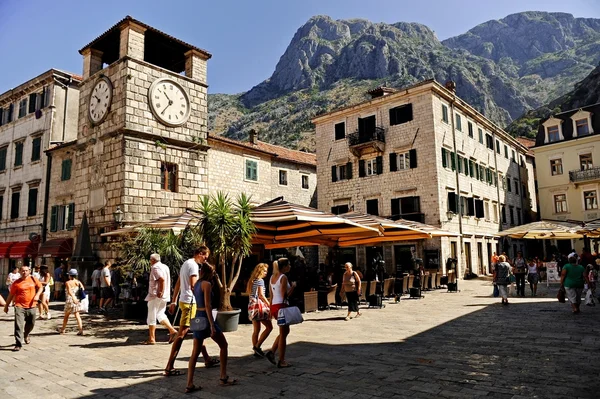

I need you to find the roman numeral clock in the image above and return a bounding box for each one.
[148,78,191,126]
[88,76,113,124]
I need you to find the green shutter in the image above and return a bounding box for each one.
[50,206,58,232]
[441,148,447,168]
[68,203,75,228]
[450,152,456,171]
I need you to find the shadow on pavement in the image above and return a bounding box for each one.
[74,298,600,399]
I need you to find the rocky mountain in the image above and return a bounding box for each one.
[208,12,600,150]
[507,61,600,137]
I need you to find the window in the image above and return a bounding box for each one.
[554,194,567,213]
[14,142,23,167]
[479,165,485,182]
[580,154,593,171]
[486,134,494,150]
[550,159,563,176]
[507,177,511,192]
[547,125,560,142]
[31,137,41,162]
[389,150,416,171]
[514,181,519,195]
[517,208,521,225]
[475,199,485,218]
[509,206,515,225]
[511,150,516,162]
[492,203,498,222]
[366,158,377,176]
[61,159,72,181]
[245,159,258,181]
[0,147,6,171]
[334,122,345,140]
[455,114,462,131]
[584,190,598,210]
[478,128,483,144]
[441,148,451,169]
[301,175,309,190]
[366,199,379,216]
[457,155,463,174]
[501,205,506,224]
[332,162,353,182]
[496,140,501,154]
[0,195,3,220]
[50,203,75,232]
[361,157,383,177]
[28,93,38,114]
[27,188,38,217]
[331,205,349,215]
[522,184,527,198]
[504,145,508,159]
[160,162,178,191]
[358,115,376,135]
[278,170,288,186]
[10,191,20,219]
[447,192,458,213]
[463,158,469,176]
[469,160,475,178]
[1,104,14,125]
[576,119,590,136]
[460,196,468,215]
[442,104,448,123]
[389,104,413,125]
[18,99,27,118]
[391,196,421,219]
[467,122,473,138]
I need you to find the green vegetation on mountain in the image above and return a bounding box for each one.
[208,12,600,150]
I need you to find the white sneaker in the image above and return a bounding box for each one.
[46,312,51,320]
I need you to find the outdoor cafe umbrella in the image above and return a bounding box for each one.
[496,220,586,240]
[251,198,382,249]
[101,209,202,237]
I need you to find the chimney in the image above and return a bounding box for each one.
[445,80,456,93]
[249,129,257,144]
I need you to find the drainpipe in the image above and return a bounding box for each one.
[448,96,464,277]
[491,128,503,257]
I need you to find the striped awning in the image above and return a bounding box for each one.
[496,220,586,239]
[336,212,431,246]
[251,198,382,248]
[100,209,202,237]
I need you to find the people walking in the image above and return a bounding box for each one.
[342,262,362,321]
[185,263,237,393]
[560,256,585,314]
[99,261,114,312]
[527,259,539,296]
[493,255,511,305]
[91,263,102,308]
[164,247,217,376]
[143,254,177,345]
[53,263,64,301]
[513,251,526,297]
[246,263,272,357]
[3,265,43,351]
[59,269,85,335]
[584,264,596,307]
[264,258,296,368]
[38,266,52,319]
[6,265,20,292]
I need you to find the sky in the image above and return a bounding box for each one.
[0,0,599,95]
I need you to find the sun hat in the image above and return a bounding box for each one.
[68,269,78,276]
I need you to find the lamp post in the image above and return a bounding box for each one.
[113,206,124,228]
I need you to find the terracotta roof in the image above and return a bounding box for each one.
[515,137,536,156]
[79,16,211,59]
[208,134,316,167]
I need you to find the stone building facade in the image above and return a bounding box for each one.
[313,80,537,277]
[0,70,80,287]
[533,103,600,254]
[208,132,316,207]
[70,16,211,262]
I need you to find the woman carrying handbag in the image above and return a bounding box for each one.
[264,258,295,368]
[246,263,273,357]
[342,262,361,321]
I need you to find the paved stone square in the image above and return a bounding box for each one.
[1,279,599,398]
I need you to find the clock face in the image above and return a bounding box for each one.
[148,78,191,127]
[88,77,113,124]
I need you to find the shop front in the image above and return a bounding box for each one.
[9,241,40,270]
[38,238,74,274]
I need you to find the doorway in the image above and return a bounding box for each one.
[464,242,472,274]
[487,243,493,274]
[393,245,413,276]
[477,242,484,275]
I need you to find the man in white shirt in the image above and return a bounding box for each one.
[99,261,114,312]
[164,246,217,375]
[91,264,102,308]
[144,254,177,345]
[6,266,21,292]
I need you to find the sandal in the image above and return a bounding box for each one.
[204,358,220,368]
[185,384,201,393]
[141,340,156,345]
[277,360,292,368]
[163,369,182,377]
[77,331,84,336]
[265,350,276,365]
[24,336,31,345]
[219,376,238,386]
[12,346,21,352]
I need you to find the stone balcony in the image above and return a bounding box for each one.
[569,166,600,185]
[347,127,385,157]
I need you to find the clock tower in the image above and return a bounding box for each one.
[74,16,211,257]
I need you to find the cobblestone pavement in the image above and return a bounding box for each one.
[1,279,599,399]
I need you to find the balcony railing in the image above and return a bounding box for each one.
[347,127,386,146]
[569,166,600,183]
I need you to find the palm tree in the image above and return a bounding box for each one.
[196,192,256,311]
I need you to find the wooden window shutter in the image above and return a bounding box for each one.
[68,203,75,228]
[441,148,447,168]
[391,198,400,217]
[0,195,3,220]
[346,162,353,179]
[409,149,417,168]
[448,192,457,213]
[375,156,383,174]
[467,198,475,216]
[28,93,37,113]
[359,159,366,177]
[50,206,58,232]
[0,108,3,127]
[389,108,397,126]
[389,153,397,172]
[475,200,484,218]
[331,165,337,182]
[450,153,456,171]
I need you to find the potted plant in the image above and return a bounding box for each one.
[195,192,255,332]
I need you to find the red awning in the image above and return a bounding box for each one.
[0,242,17,258]
[38,238,73,258]
[9,241,39,259]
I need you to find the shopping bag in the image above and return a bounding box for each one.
[493,284,499,298]
[277,306,303,326]
[248,297,270,321]
[557,287,566,303]
[79,297,89,314]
